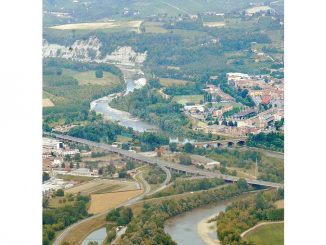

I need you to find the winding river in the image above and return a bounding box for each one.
[90,65,159,132]
[164,201,231,245]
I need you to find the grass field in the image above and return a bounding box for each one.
[172,95,204,105]
[88,189,143,214]
[116,135,133,143]
[62,69,121,86]
[142,21,168,33]
[244,223,284,245]
[65,179,138,195]
[48,196,75,208]
[51,20,142,32]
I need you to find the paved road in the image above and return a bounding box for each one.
[45,132,283,189]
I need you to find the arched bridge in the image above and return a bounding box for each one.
[45,132,283,189]
[180,138,247,149]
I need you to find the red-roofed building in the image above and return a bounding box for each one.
[261,95,271,105]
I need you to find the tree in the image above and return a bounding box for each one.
[95,70,103,78]
[179,154,192,165]
[169,142,177,152]
[184,143,194,153]
[119,171,128,178]
[43,172,50,182]
[69,162,74,169]
[74,153,81,162]
[56,189,64,197]
[64,155,71,161]
[61,162,66,168]
[237,178,248,191]
[122,143,129,150]
[98,168,103,175]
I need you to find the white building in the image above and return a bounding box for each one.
[62,149,80,156]
[68,168,98,177]
[205,161,221,170]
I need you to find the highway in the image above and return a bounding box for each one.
[45,132,284,189]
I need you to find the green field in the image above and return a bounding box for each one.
[244,223,284,245]
[142,21,168,33]
[172,95,204,105]
[62,69,121,86]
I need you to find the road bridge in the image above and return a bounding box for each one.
[45,132,283,189]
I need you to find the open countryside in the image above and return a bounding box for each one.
[42,0,284,244]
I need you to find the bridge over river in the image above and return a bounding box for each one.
[45,132,283,189]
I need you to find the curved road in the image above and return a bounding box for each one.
[53,167,171,245]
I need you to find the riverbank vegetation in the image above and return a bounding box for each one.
[117,181,254,245]
[149,177,225,199]
[216,189,284,245]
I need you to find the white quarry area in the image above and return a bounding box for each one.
[133,78,147,89]
[43,36,147,67]
[104,46,147,66]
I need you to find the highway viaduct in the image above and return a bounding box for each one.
[44,132,283,189]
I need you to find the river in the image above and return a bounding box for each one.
[81,227,106,245]
[90,65,159,132]
[164,200,232,245]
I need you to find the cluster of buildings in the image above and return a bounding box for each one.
[42,177,74,194]
[182,71,284,137]
[227,72,284,109]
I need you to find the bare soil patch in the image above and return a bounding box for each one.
[88,189,143,214]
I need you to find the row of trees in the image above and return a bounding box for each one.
[150,177,225,198]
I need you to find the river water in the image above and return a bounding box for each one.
[81,227,106,245]
[164,200,232,245]
[90,65,159,132]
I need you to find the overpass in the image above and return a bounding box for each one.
[44,132,283,189]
